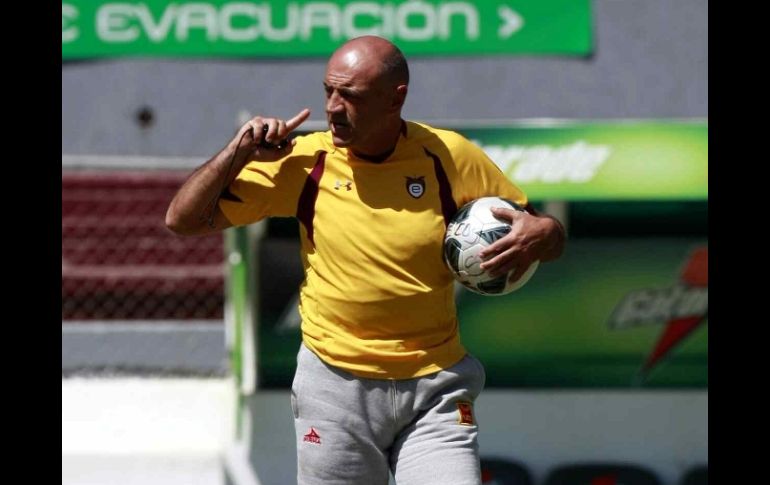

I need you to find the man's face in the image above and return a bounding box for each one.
[324,50,395,151]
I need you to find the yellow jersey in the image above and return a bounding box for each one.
[219,121,528,379]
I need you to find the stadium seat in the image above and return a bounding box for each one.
[480,457,533,485]
[62,171,225,319]
[679,465,707,485]
[543,463,662,485]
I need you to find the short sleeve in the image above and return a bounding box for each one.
[449,133,529,208]
[218,133,325,226]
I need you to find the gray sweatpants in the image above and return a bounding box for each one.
[291,344,486,485]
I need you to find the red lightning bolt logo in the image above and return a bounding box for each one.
[638,247,708,382]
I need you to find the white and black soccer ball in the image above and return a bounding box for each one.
[443,197,540,296]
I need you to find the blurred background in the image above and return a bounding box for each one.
[62,1,707,484]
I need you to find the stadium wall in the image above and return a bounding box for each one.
[61,0,707,156]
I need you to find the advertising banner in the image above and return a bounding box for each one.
[256,238,708,388]
[456,121,708,201]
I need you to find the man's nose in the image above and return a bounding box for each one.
[325,92,344,114]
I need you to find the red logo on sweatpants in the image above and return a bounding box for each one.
[303,427,321,444]
[457,402,474,426]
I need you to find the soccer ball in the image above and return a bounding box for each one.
[443,197,540,296]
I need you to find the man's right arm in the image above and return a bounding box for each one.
[165,109,311,236]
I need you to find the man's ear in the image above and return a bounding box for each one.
[392,84,408,111]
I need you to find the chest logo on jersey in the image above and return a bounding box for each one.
[334,179,353,191]
[405,176,425,198]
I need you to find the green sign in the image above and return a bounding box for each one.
[454,121,708,201]
[254,238,708,389]
[457,239,708,388]
[62,0,593,58]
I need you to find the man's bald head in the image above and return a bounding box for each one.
[330,36,409,87]
[324,36,409,155]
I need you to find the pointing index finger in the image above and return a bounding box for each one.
[285,108,311,132]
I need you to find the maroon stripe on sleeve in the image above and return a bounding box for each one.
[296,151,327,246]
[219,187,242,202]
[424,148,457,226]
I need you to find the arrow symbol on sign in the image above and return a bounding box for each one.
[498,5,524,39]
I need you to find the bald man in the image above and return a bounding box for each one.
[167,36,565,485]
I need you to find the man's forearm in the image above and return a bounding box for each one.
[538,215,566,262]
[165,109,311,236]
[165,140,247,235]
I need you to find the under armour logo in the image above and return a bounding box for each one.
[335,179,353,191]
